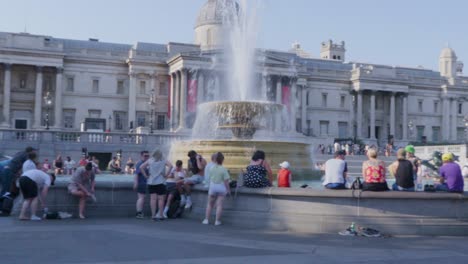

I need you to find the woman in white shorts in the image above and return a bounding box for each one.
[202,152,231,226]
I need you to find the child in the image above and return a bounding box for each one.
[277,161,292,188]
[164,160,186,218]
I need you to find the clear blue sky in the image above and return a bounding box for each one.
[1,0,467,71]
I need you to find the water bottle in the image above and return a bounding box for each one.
[350,222,356,233]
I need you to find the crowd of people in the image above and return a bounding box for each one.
[317,142,399,157]
[0,144,465,223]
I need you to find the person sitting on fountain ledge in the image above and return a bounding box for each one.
[389,148,415,192]
[436,153,464,193]
[243,150,273,188]
[322,150,348,190]
[179,150,207,209]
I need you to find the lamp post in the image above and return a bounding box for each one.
[44,91,52,130]
[148,88,155,134]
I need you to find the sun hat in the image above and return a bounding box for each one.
[279,161,290,169]
[442,153,453,162]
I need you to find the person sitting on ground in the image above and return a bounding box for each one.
[389,148,415,191]
[164,160,186,217]
[202,152,231,226]
[108,157,122,174]
[362,148,389,191]
[243,150,273,188]
[42,159,51,173]
[22,152,38,173]
[322,150,348,190]
[68,163,96,219]
[436,153,464,193]
[125,157,135,175]
[133,151,149,219]
[18,169,55,221]
[54,155,64,175]
[140,149,173,220]
[277,161,292,188]
[179,150,206,209]
[64,156,76,175]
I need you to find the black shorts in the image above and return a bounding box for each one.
[19,176,38,199]
[148,184,167,195]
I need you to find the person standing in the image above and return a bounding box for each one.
[202,152,231,226]
[140,149,172,220]
[133,151,149,219]
[1,146,37,198]
[68,163,96,219]
[322,150,348,190]
[18,169,55,220]
[437,153,464,193]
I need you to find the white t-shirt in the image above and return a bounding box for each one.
[64,160,76,169]
[22,169,51,189]
[22,159,37,173]
[167,167,186,183]
[322,158,347,185]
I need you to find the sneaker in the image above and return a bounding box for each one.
[30,215,42,221]
[163,212,168,219]
[152,215,163,221]
[339,228,357,236]
[184,200,192,209]
[202,219,209,225]
[215,220,222,226]
[136,212,144,219]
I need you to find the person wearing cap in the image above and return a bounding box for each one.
[322,150,348,190]
[0,146,37,198]
[277,161,292,188]
[389,148,415,191]
[437,153,464,193]
[68,163,96,219]
[18,169,55,221]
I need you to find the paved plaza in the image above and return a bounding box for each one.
[1,217,468,264]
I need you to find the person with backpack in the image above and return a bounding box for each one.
[202,152,231,226]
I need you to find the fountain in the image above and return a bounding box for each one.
[169,0,316,179]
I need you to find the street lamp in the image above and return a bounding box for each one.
[148,88,155,134]
[44,91,52,130]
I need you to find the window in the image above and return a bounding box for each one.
[338,122,348,138]
[418,100,423,112]
[88,110,101,118]
[458,103,463,114]
[337,56,341,60]
[333,55,336,60]
[340,95,345,108]
[159,82,168,96]
[432,127,440,142]
[139,81,146,94]
[434,101,439,113]
[321,93,327,107]
[457,128,465,142]
[117,80,125,94]
[92,79,99,93]
[306,91,309,106]
[66,77,74,92]
[114,111,127,131]
[416,126,425,142]
[63,109,75,129]
[136,112,147,127]
[157,114,165,130]
[319,121,329,136]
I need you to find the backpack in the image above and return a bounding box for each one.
[166,192,184,219]
[0,195,14,215]
[351,177,363,190]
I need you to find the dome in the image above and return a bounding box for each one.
[195,0,236,29]
[440,47,457,59]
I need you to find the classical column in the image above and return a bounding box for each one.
[214,74,220,100]
[128,72,137,130]
[451,98,458,141]
[291,79,297,132]
[370,92,376,139]
[402,95,408,140]
[173,72,180,130]
[301,86,307,134]
[1,64,11,127]
[276,76,282,104]
[349,92,355,137]
[442,97,449,141]
[179,69,188,129]
[390,92,396,137]
[169,73,176,131]
[54,67,63,129]
[356,91,363,138]
[197,71,204,104]
[261,73,268,101]
[33,66,43,128]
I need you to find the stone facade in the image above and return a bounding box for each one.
[1,0,468,147]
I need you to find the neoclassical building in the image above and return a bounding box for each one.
[1,0,468,146]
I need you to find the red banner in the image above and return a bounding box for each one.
[282,86,291,112]
[187,79,198,113]
[167,75,171,118]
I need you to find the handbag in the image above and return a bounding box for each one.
[351,177,363,190]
